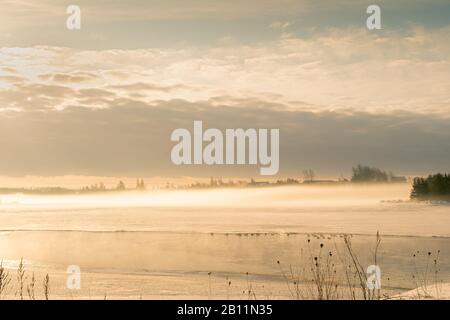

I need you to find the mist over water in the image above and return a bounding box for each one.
[0,184,448,237]
[1,184,449,299]
[0,184,411,208]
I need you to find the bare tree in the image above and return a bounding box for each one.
[303,169,315,182]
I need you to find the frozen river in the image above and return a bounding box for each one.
[0,184,449,299]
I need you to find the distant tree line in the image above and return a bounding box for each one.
[350,164,407,183]
[411,173,450,200]
[351,165,389,182]
[81,179,146,192]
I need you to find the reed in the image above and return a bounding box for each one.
[43,274,50,300]
[16,258,26,300]
[0,260,11,299]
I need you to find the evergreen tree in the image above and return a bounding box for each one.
[411,173,450,200]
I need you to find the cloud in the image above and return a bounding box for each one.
[1,26,449,114]
[76,88,116,99]
[0,22,449,177]
[1,66,19,74]
[269,21,292,30]
[2,0,449,51]
[0,75,27,84]
[39,72,99,84]
[0,83,78,111]
[109,83,192,93]
[1,0,306,21]
[0,98,449,177]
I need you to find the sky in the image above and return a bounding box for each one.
[0,0,449,183]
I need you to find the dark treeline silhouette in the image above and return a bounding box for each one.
[81,182,106,192]
[81,179,146,192]
[116,180,126,191]
[351,164,407,183]
[136,179,146,190]
[0,187,74,195]
[351,165,389,182]
[411,173,450,200]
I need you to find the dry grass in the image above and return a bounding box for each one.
[27,272,36,300]
[0,260,12,298]
[339,232,381,300]
[43,274,50,300]
[412,250,442,299]
[0,260,50,300]
[274,232,442,300]
[16,258,26,300]
[276,239,340,300]
[274,233,382,300]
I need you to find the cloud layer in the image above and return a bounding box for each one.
[0,2,449,178]
[1,97,449,177]
[1,27,450,114]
